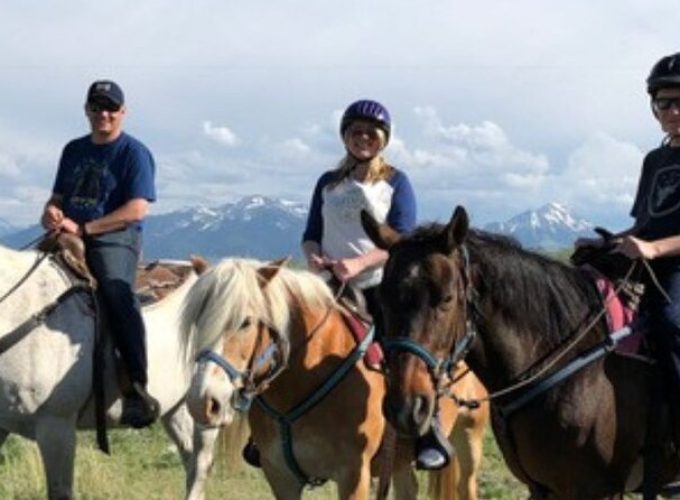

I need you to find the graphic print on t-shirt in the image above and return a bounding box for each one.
[69,158,109,210]
[650,164,680,217]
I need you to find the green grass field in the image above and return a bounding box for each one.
[0,422,528,499]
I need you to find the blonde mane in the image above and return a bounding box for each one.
[181,258,335,355]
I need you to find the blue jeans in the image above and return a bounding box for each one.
[645,262,680,406]
[85,226,147,387]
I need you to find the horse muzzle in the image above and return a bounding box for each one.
[383,387,435,437]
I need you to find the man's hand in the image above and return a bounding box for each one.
[58,217,80,235]
[41,205,64,230]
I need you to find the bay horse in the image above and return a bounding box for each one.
[0,245,221,500]
[180,257,488,499]
[361,206,680,499]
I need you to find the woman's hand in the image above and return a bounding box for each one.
[331,256,366,282]
[307,253,330,273]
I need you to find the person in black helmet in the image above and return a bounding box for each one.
[242,99,452,471]
[577,52,680,440]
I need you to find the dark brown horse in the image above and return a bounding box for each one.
[362,206,680,499]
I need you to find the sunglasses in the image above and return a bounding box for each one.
[653,97,680,112]
[87,102,121,113]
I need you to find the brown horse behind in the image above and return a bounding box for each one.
[362,206,680,499]
[181,258,488,499]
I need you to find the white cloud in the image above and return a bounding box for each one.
[547,132,643,227]
[202,121,239,147]
[0,0,676,229]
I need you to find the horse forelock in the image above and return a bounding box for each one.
[181,258,335,355]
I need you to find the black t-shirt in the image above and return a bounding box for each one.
[631,145,680,242]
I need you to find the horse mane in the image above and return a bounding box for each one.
[404,224,603,348]
[180,258,335,355]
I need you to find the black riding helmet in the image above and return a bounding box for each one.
[647,52,680,97]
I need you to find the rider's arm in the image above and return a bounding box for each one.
[81,198,149,236]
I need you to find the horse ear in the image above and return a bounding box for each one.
[442,206,469,253]
[257,256,291,285]
[360,210,401,250]
[190,255,210,275]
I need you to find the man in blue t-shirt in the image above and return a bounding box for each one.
[41,80,159,428]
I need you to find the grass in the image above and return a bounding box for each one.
[0,422,529,499]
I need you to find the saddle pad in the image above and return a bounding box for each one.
[341,310,383,367]
[594,276,642,355]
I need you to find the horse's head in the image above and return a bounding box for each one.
[181,258,291,427]
[362,207,473,437]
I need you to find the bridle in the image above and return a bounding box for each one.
[195,320,290,412]
[381,245,479,399]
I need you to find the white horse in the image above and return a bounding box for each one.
[0,244,219,500]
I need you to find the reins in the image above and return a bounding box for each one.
[460,260,639,405]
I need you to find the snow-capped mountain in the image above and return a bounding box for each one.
[142,195,308,260]
[483,202,595,250]
[0,198,596,259]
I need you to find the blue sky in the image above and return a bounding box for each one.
[0,1,677,230]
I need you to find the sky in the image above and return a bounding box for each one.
[0,0,677,231]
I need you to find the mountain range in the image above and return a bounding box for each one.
[0,196,597,260]
[483,202,595,250]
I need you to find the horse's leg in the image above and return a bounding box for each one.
[449,408,488,500]
[335,458,372,500]
[35,416,77,500]
[261,466,304,500]
[391,443,418,500]
[0,428,8,464]
[161,403,219,500]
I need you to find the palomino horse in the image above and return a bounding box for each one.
[0,245,220,500]
[362,206,680,499]
[180,257,488,499]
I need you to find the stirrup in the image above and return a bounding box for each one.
[414,418,454,471]
[121,383,160,429]
[242,438,261,468]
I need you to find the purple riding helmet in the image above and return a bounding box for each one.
[340,99,392,144]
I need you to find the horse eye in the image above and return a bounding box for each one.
[240,318,252,330]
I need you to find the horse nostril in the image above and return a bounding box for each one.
[412,393,433,430]
[206,397,221,418]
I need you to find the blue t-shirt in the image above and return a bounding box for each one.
[53,132,156,228]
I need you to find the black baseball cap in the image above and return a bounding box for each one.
[86,80,125,106]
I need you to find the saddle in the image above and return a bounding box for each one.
[570,234,647,355]
[325,275,383,369]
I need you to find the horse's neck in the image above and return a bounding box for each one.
[138,274,198,407]
[468,248,599,390]
[0,253,72,329]
[144,274,196,348]
[266,305,356,403]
